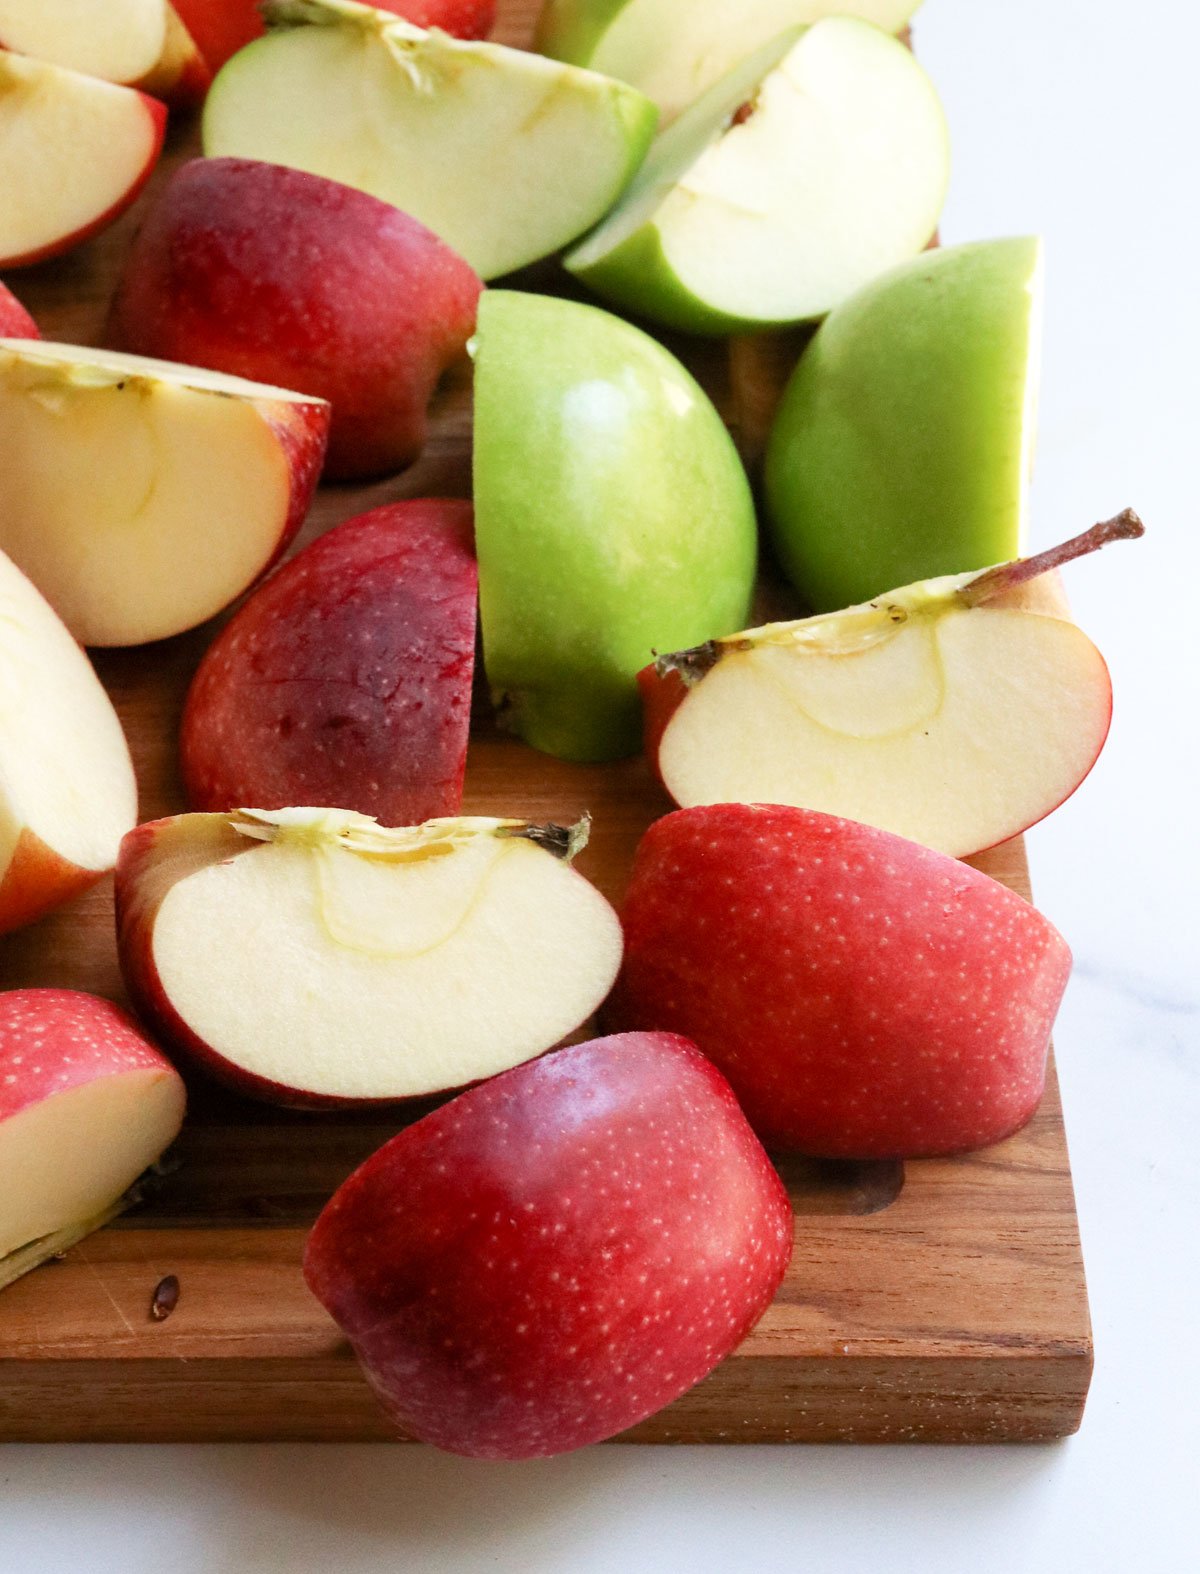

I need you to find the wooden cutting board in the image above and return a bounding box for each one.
[0,0,1092,1443]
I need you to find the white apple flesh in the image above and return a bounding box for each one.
[644,514,1143,859]
[0,53,165,268]
[566,18,948,333]
[202,0,658,281]
[0,990,186,1291]
[0,0,167,86]
[116,810,624,1107]
[0,548,137,933]
[0,340,329,647]
[537,0,924,125]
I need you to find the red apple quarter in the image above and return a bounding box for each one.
[107,157,483,479]
[181,500,477,825]
[304,1031,793,1459]
[606,804,1073,1158]
[0,281,37,338]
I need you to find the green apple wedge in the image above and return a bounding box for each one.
[472,291,757,762]
[202,0,658,281]
[765,236,1045,612]
[537,0,923,124]
[564,19,948,335]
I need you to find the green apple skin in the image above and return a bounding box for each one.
[536,0,923,123]
[764,236,1044,612]
[473,291,757,762]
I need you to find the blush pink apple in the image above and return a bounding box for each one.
[0,282,37,338]
[304,1031,793,1458]
[181,500,477,825]
[0,989,186,1289]
[606,803,1073,1158]
[106,157,482,480]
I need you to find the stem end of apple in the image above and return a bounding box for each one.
[960,508,1145,608]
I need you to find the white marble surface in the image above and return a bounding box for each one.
[2,1,1197,1569]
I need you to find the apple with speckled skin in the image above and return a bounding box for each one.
[0,990,186,1291]
[107,159,482,480]
[181,500,477,824]
[304,1030,793,1458]
[0,282,36,338]
[605,804,1072,1158]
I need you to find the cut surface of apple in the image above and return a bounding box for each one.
[0,549,137,933]
[0,53,166,269]
[644,522,1141,858]
[0,0,167,86]
[202,0,658,281]
[0,340,328,647]
[0,990,186,1288]
[117,810,624,1106]
[566,18,947,333]
[138,5,212,105]
[536,0,922,124]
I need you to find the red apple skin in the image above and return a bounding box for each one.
[168,0,262,72]
[0,988,183,1121]
[0,829,108,936]
[303,1031,793,1459]
[0,282,38,338]
[180,500,477,825]
[605,804,1073,1159]
[638,659,685,787]
[378,0,497,36]
[1,91,166,270]
[106,158,482,479]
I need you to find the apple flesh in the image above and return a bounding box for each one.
[473,290,757,761]
[0,0,166,86]
[765,236,1045,612]
[304,1030,793,1458]
[566,19,947,334]
[202,0,658,281]
[536,0,923,125]
[0,990,186,1290]
[606,804,1073,1157]
[0,281,37,338]
[0,549,138,934]
[0,340,328,647]
[181,501,477,825]
[0,53,165,269]
[138,6,213,106]
[107,157,482,481]
[116,810,623,1108]
[642,513,1143,859]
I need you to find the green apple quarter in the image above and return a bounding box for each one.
[764,236,1045,612]
[472,291,757,763]
[202,0,658,281]
[564,18,948,335]
[536,0,924,124]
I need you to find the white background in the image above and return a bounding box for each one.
[2,1,1197,1568]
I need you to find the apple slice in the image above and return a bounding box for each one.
[536,0,923,124]
[565,19,947,334]
[116,810,624,1107]
[0,990,185,1291]
[201,0,658,280]
[106,157,482,481]
[304,1031,793,1457]
[605,805,1072,1158]
[0,53,166,269]
[138,6,213,105]
[0,281,37,338]
[0,340,328,647]
[0,0,167,86]
[642,513,1144,860]
[473,290,757,761]
[765,236,1045,611]
[0,548,137,934]
[181,501,478,825]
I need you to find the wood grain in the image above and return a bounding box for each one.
[0,0,1092,1444]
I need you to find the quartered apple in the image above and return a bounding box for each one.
[0,53,165,268]
[642,513,1144,859]
[202,0,658,280]
[566,18,948,334]
[536,0,924,124]
[0,0,167,87]
[0,341,328,647]
[0,548,137,933]
[0,991,185,1291]
[116,810,624,1107]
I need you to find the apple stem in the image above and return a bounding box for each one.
[959,508,1145,608]
[655,638,753,686]
[501,816,591,863]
